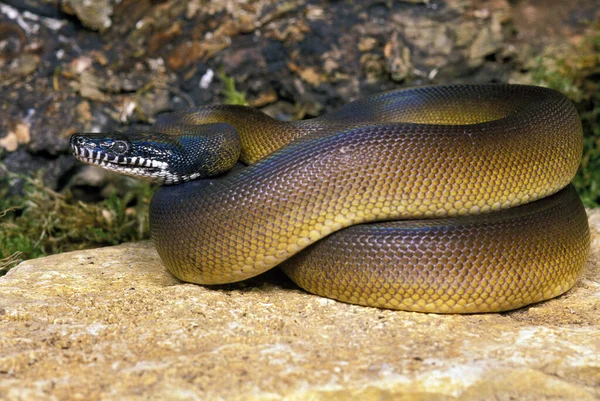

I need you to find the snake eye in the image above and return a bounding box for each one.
[111,140,129,154]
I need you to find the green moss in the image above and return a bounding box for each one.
[0,171,154,275]
[218,70,248,106]
[531,57,584,102]
[575,107,600,207]
[530,33,600,207]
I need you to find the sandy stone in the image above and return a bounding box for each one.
[62,0,113,31]
[1,211,599,400]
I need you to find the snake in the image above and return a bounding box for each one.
[70,84,590,313]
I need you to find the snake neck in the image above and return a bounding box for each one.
[154,105,321,164]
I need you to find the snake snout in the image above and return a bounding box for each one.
[70,134,86,147]
[70,134,95,159]
[70,133,130,162]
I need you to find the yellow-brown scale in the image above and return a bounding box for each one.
[149,84,590,313]
[281,185,589,313]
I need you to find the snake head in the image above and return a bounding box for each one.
[70,123,241,185]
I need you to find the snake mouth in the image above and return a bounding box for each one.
[71,145,163,168]
[70,135,201,185]
[71,142,170,181]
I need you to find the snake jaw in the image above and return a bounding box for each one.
[70,132,178,184]
[70,123,241,185]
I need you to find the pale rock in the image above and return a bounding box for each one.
[62,0,113,31]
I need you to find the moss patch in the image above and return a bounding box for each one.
[219,70,249,106]
[530,32,600,207]
[0,171,155,275]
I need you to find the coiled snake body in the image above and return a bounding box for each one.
[71,85,590,313]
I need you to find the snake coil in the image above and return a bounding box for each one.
[72,85,590,313]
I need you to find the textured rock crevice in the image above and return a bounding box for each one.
[0,211,598,400]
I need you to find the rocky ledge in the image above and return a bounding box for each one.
[1,210,599,400]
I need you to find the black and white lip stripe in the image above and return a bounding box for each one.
[71,144,168,169]
[71,143,201,185]
[71,143,170,180]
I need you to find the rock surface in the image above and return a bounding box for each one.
[1,210,599,400]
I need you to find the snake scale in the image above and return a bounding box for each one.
[71,84,590,313]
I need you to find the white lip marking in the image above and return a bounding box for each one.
[73,146,176,184]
